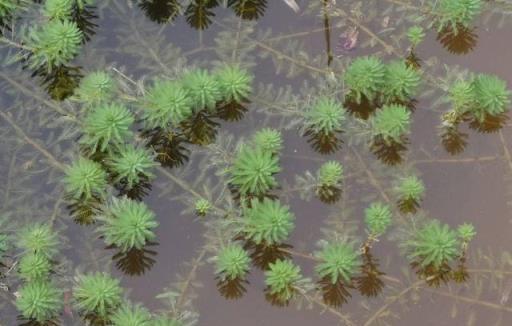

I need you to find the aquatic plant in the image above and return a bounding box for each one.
[447,78,475,115]
[343,56,385,103]
[407,26,425,48]
[0,0,18,20]
[214,64,253,103]
[364,202,392,237]
[111,302,152,326]
[25,19,83,71]
[73,272,123,317]
[383,60,421,103]
[15,280,63,322]
[304,97,346,135]
[63,157,108,200]
[151,317,182,326]
[229,145,280,196]
[457,223,476,243]
[395,175,425,213]
[108,144,158,190]
[370,104,411,143]
[252,128,283,154]
[195,198,212,217]
[182,68,221,112]
[43,0,74,20]
[141,80,194,129]
[18,253,52,282]
[435,0,482,34]
[315,161,343,201]
[470,74,511,122]
[98,197,158,252]
[315,243,360,284]
[81,103,135,152]
[74,71,116,105]
[243,198,295,245]
[215,243,251,281]
[265,259,302,302]
[16,223,59,258]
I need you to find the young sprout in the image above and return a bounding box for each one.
[18,253,52,282]
[16,223,59,258]
[344,56,385,104]
[407,26,426,48]
[214,64,253,103]
[315,161,343,201]
[364,202,393,237]
[194,198,212,217]
[182,68,222,112]
[215,243,251,281]
[111,302,152,326]
[471,74,511,122]
[141,79,193,129]
[108,144,158,190]
[395,175,425,213]
[447,78,475,115]
[435,0,482,34]
[73,272,123,318]
[98,197,158,252]
[229,145,280,196]
[315,242,360,284]
[74,71,116,105]
[43,0,74,20]
[383,60,421,103]
[265,259,302,302]
[15,281,63,322]
[305,97,346,135]
[457,222,476,252]
[252,128,283,155]
[244,198,295,245]
[370,104,411,144]
[63,157,108,200]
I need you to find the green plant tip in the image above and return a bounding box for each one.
[265,259,302,302]
[315,242,360,284]
[215,243,251,281]
[252,128,283,154]
[436,0,482,34]
[383,60,421,102]
[457,223,476,242]
[63,157,108,200]
[317,161,344,188]
[244,198,295,245]
[18,253,52,282]
[15,281,63,322]
[344,56,385,103]
[109,144,158,189]
[305,97,346,135]
[98,197,158,252]
[396,175,425,201]
[73,272,123,317]
[471,74,511,121]
[365,202,393,236]
[182,68,222,112]
[81,103,134,152]
[75,71,116,105]
[0,0,18,19]
[408,220,460,268]
[229,145,280,195]
[16,223,59,258]
[194,198,211,217]
[43,0,74,20]
[371,104,411,142]
[111,303,152,326]
[407,26,425,47]
[448,79,475,113]
[214,64,253,103]
[142,79,194,129]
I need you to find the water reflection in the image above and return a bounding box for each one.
[111,243,158,276]
[344,95,377,120]
[66,195,102,225]
[217,101,248,122]
[138,0,181,24]
[34,65,82,101]
[354,251,385,298]
[410,260,452,287]
[317,276,353,308]
[440,126,468,155]
[469,113,508,133]
[114,174,153,201]
[181,110,220,145]
[216,276,249,300]
[304,128,343,154]
[141,128,190,168]
[437,26,478,55]
[370,135,409,166]
[17,318,59,326]
[243,240,292,270]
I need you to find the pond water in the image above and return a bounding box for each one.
[1,0,512,325]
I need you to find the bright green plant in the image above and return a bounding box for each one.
[141,80,193,129]
[305,97,346,135]
[244,198,295,245]
[16,223,59,258]
[73,272,123,317]
[435,0,482,34]
[252,128,283,154]
[229,145,280,195]
[0,0,18,19]
[214,64,253,103]
[74,71,116,105]
[265,259,302,302]
[18,253,52,282]
[81,103,135,152]
[448,78,475,114]
[182,68,221,112]
[63,157,108,200]
[383,60,421,102]
[194,198,212,217]
[315,242,361,284]
[98,197,158,252]
[15,281,63,322]
[370,104,411,143]
[395,175,425,213]
[316,161,343,188]
[364,202,392,236]
[344,56,385,103]
[25,19,83,71]
[407,26,426,48]
[111,303,153,326]
[108,144,158,189]
[215,243,251,281]
[43,0,74,20]
[471,74,511,122]
[457,223,476,242]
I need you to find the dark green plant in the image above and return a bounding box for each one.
[364,202,392,237]
[194,198,212,217]
[15,280,63,322]
[394,175,425,213]
[315,242,360,284]
[43,0,74,20]
[435,0,482,34]
[265,259,303,303]
[407,26,426,48]
[111,302,152,326]
[63,157,108,200]
[243,198,295,245]
[215,243,251,281]
[252,128,283,154]
[471,74,511,122]
[383,60,421,103]
[16,223,59,258]
[98,197,158,252]
[214,64,253,103]
[74,71,116,105]
[0,0,18,21]
[344,56,385,104]
[73,272,123,318]
[108,144,158,190]
[18,252,52,282]
[304,97,346,135]
[370,104,411,144]
[182,68,221,112]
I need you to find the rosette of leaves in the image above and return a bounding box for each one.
[182,68,221,112]
[16,223,59,258]
[25,19,83,71]
[43,0,74,20]
[73,272,123,318]
[215,243,251,281]
[383,60,421,103]
[264,259,302,303]
[395,175,425,213]
[81,103,135,153]
[447,78,475,115]
[435,0,482,34]
[108,144,158,190]
[344,56,385,104]
[74,71,116,105]
[141,79,194,129]
[194,198,211,217]
[470,74,511,122]
[15,281,63,322]
[18,252,52,282]
[63,157,108,200]
[305,96,346,135]
[407,26,426,48]
[229,145,280,196]
[315,161,343,202]
[370,104,411,144]
[457,223,476,253]
[315,242,361,284]
[214,64,253,103]
[243,198,295,245]
[97,197,158,252]
[111,302,152,326]
[364,202,392,237]
[251,128,283,154]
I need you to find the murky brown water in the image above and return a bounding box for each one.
[1,0,512,325]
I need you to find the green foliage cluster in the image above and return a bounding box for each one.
[370,104,411,143]
[194,198,212,217]
[15,280,63,322]
[43,0,74,20]
[264,259,303,302]
[434,0,482,34]
[215,243,251,281]
[108,144,157,189]
[394,175,425,213]
[406,26,426,47]
[74,71,117,105]
[251,128,283,154]
[304,96,346,135]
[111,302,153,326]
[315,242,360,284]
[73,272,123,318]
[364,202,392,236]
[63,157,108,200]
[0,0,18,19]
[315,161,344,201]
